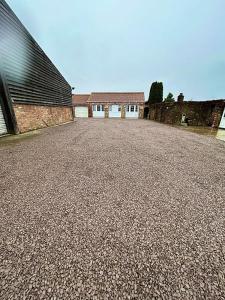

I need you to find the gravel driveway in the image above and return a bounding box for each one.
[0,119,225,299]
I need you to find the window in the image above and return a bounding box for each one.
[135,105,138,112]
[131,105,134,112]
[109,106,112,111]
[118,106,121,112]
[93,105,96,112]
[126,105,129,112]
[96,105,104,111]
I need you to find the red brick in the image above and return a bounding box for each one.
[13,104,74,133]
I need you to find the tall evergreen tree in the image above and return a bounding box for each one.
[148,82,163,104]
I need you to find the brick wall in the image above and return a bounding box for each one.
[148,101,225,128]
[13,103,74,133]
[88,104,92,118]
[104,105,109,118]
[139,104,144,119]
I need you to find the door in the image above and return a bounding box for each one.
[219,108,225,129]
[109,105,121,118]
[92,104,105,118]
[75,106,88,118]
[126,105,139,119]
[0,93,7,135]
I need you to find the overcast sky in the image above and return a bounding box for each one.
[7,0,225,100]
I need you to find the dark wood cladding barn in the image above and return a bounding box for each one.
[0,0,72,107]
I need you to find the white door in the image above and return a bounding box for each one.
[219,108,225,129]
[126,105,139,119]
[109,105,121,118]
[75,106,88,118]
[93,104,105,118]
[0,103,7,135]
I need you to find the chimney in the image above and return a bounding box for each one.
[177,93,184,103]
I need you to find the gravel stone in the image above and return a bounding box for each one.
[0,119,225,299]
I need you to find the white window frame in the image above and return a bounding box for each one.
[126,105,139,118]
[94,104,104,112]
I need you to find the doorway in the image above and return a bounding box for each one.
[219,108,225,129]
[0,75,17,135]
[109,105,121,118]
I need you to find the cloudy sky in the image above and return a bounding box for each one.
[7,0,225,100]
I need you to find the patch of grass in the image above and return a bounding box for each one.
[0,130,41,147]
[178,126,218,136]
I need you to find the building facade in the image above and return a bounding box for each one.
[72,94,90,118]
[0,0,73,135]
[72,92,145,119]
[74,92,145,119]
[88,92,145,119]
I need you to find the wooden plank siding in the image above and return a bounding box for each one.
[0,0,72,107]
